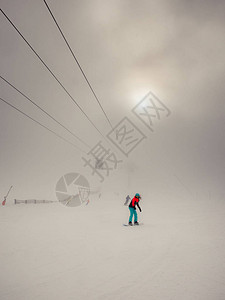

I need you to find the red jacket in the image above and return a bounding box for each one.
[129,197,141,211]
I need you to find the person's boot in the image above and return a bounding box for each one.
[134,221,139,225]
[128,222,133,226]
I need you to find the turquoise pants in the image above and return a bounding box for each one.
[129,207,138,223]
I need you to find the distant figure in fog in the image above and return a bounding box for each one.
[124,195,130,206]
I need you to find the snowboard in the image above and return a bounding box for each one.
[123,223,143,227]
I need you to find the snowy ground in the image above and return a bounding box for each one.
[1,194,225,300]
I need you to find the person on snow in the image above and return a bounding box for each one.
[124,194,131,206]
[128,193,142,225]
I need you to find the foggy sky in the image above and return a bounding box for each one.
[0,0,225,202]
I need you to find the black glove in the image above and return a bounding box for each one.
[137,203,142,212]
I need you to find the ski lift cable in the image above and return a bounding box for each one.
[0,75,91,149]
[0,8,110,143]
[42,0,113,129]
[0,97,87,153]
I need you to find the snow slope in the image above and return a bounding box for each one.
[0,194,225,300]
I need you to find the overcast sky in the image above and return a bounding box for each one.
[0,0,225,202]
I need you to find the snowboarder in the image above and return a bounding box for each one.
[128,193,142,225]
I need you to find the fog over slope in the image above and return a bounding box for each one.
[1,1,225,297]
[0,0,225,201]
